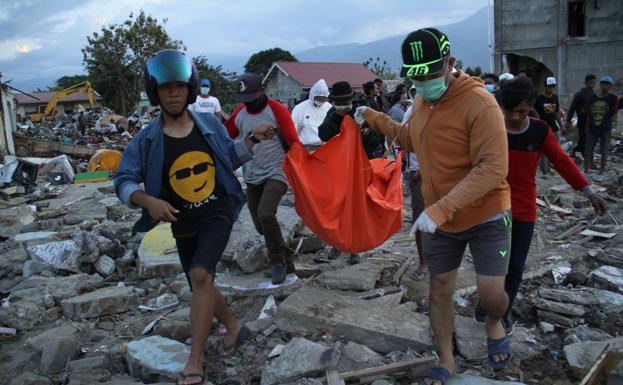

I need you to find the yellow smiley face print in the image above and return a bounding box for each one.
[168,151,215,203]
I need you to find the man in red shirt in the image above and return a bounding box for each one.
[475,77,607,332]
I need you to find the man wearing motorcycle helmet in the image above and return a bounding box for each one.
[115,49,275,385]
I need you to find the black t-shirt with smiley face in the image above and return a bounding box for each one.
[162,125,231,237]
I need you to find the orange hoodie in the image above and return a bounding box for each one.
[364,72,510,233]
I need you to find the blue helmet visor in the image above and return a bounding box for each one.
[146,50,192,85]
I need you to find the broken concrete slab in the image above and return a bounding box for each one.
[337,341,386,371]
[61,286,138,320]
[137,223,182,278]
[531,298,586,316]
[216,272,300,297]
[454,316,486,360]
[589,266,623,293]
[28,324,81,352]
[539,287,623,312]
[563,336,623,378]
[41,334,81,373]
[275,286,433,353]
[22,260,50,278]
[233,244,268,274]
[315,263,381,291]
[26,239,81,272]
[126,335,190,382]
[14,231,57,242]
[260,337,340,385]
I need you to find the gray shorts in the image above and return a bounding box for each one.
[585,131,611,156]
[422,212,512,276]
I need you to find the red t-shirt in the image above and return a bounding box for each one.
[508,117,589,222]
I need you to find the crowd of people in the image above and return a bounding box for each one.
[114,26,619,385]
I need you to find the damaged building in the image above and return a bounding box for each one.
[494,0,623,100]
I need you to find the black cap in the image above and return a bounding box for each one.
[400,28,451,77]
[329,81,354,103]
[235,73,263,103]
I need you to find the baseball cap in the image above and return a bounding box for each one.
[400,28,451,77]
[546,77,557,86]
[235,73,263,102]
[600,75,614,85]
[200,79,211,87]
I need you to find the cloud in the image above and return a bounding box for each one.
[0,38,43,61]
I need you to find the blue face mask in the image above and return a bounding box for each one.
[200,86,210,95]
[413,76,448,101]
[485,84,495,93]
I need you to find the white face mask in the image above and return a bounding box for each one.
[314,100,324,107]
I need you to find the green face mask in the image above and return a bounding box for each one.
[334,104,353,112]
[413,76,447,101]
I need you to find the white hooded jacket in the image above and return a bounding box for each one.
[291,79,331,146]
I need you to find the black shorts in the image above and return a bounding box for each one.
[174,215,233,289]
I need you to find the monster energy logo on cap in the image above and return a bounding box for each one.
[410,41,424,62]
[400,28,452,78]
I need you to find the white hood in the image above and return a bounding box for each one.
[309,79,329,101]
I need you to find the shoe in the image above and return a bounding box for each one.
[271,263,286,284]
[327,247,341,260]
[348,253,361,265]
[502,317,514,336]
[285,259,296,274]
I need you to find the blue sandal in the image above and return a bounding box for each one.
[419,366,450,385]
[487,335,512,370]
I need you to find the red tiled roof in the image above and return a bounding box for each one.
[14,90,102,105]
[266,61,378,89]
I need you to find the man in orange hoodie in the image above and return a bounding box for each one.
[355,28,511,385]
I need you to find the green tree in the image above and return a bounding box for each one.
[244,48,297,77]
[82,11,184,115]
[363,57,398,80]
[193,56,239,112]
[48,75,88,91]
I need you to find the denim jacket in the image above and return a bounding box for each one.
[114,110,253,233]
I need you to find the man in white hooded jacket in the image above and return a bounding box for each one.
[291,79,331,149]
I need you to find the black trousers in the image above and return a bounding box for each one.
[504,219,536,318]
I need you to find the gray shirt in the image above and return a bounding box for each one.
[235,106,288,185]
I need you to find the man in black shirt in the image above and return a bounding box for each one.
[534,76,563,175]
[585,76,619,175]
[566,74,596,159]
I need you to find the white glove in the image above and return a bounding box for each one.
[354,106,368,126]
[410,211,438,235]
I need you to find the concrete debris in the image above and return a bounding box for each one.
[564,336,623,378]
[589,265,623,293]
[261,337,340,385]
[276,286,433,353]
[216,272,301,297]
[447,377,527,385]
[126,335,191,382]
[539,286,623,312]
[315,262,381,291]
[94,254,115,277]
[531,297,586,316]
[61,286,138,319]
[8,373,52,385]
[41,334,81,372]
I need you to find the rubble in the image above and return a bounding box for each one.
[126,335,190,382]
[1,146,623,384]
[261,337,340,385]
[275,286,433,353]
[61,286,138,319]
[315,262,382,291]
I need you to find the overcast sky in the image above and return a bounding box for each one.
[0,0,488,91]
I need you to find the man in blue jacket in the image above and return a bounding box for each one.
[114,49,275,385]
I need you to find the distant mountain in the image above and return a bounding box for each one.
[295,7,491,73]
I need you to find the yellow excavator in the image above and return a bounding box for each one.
[29,81,97,122]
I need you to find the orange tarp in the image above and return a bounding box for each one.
[88,149,122,173]
[283,116,403,253]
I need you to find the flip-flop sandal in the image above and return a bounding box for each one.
[218,325,252,357]
[177,372,205,385]
[419,366,450,385]
[487,335,512,370]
